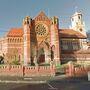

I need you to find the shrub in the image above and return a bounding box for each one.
[11,60,20,65]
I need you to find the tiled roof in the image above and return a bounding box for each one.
[59,29,87,39]
[6,28,87,39]
[6,28,23,37]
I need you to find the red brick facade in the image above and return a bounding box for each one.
[0,11,89,66]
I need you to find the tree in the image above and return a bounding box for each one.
[5,48,20,65]
[0,56,4,64]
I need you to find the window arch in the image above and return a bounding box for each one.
[12,38,14,43]
[78,16,80,19]
[10,38,11,43]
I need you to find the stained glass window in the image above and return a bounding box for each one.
[35,24,47,36]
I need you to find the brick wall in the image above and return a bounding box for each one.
[0,65,23,76]
[74,67,90,76]
[0,65,55,77]
[65,63,90,77]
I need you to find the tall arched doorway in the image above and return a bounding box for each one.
[38,48,45,63]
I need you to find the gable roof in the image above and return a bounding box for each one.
[59,29,87,39]
[6,28,23,37]
[34,11,50,21]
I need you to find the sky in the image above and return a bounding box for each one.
[0,0,90,36]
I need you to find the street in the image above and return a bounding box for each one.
[0,76,90,90]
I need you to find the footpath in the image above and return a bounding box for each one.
[0,75,67,84]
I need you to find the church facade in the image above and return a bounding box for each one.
[0,11,89,66]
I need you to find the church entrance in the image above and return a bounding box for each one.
[38,48,45,63]
[38,54,45,63]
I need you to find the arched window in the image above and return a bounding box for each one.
[8,38,9,43]
[15,39,17,43]
[19,55,20,61]
[18,38,19,42]
[20,39,22,42]
[78,16,80,19]
[13,38,14,43]
[10,38,12,43]
[79,28,83,32]
[72,18,74,21]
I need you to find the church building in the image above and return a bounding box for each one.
[0,11,89,66]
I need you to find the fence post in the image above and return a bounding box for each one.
[50,61,55,76]
[23,66,25,77]
[36,64,39,76]
[68,61,74,76]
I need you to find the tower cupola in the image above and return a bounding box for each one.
[51,16,59,27]
[23,16,32,25]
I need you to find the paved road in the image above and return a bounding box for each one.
[0,76,90,90]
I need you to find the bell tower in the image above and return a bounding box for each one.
[50,16,60,66]
[23,16,32,65]
[70,12,86,36]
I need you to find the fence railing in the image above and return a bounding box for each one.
[0,65,55,77]
[65,62,90,77]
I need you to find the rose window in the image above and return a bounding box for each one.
[35,24,47,36]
